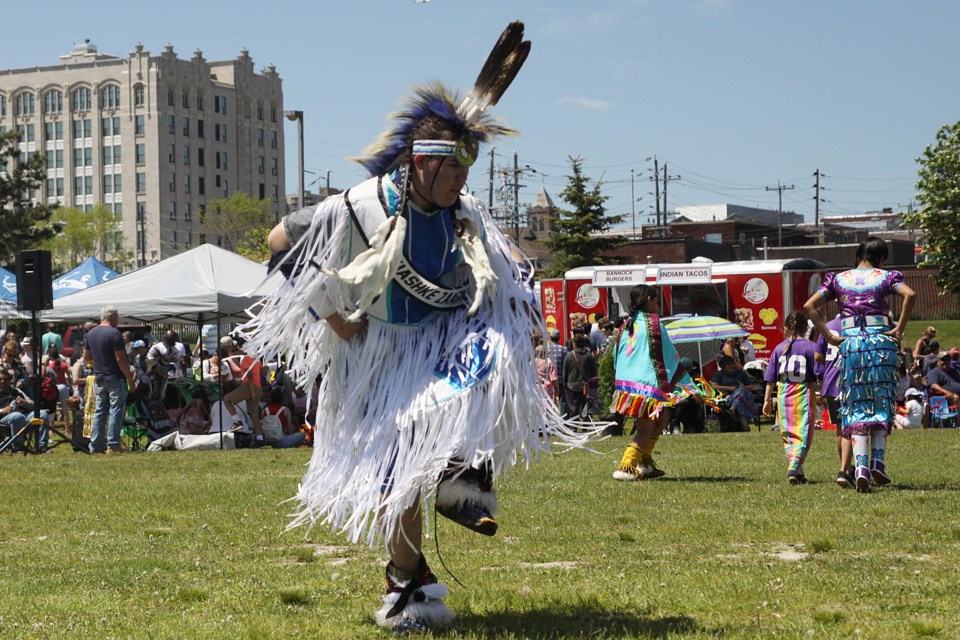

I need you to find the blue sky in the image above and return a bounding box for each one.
[6,0,959,228]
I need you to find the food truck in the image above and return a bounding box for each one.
[542,258,825,362]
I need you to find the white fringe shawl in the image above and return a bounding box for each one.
[240,195,600,548]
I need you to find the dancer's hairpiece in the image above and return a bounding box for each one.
[355,21,530,177]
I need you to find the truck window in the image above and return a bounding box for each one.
[669,283,728,318]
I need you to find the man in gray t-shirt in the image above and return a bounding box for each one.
[82,305,136,453]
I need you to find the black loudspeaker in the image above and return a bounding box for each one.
[15,250,54,311]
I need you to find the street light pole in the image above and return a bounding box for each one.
[284,110,304,213]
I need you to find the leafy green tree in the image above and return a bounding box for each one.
[43,204,133,272]
[542,156,625,277]
[905,121,960,293]
[0,130,57,263]
[200,192,273,255]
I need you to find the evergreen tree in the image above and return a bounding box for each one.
[543,156,625,277]
[904,121,960,293]
[0,130,57,263]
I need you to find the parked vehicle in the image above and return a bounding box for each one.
[61,324,155,362]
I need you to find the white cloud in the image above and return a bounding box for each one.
[556,97,614,111]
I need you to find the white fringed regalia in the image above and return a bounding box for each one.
[241,170,593,548]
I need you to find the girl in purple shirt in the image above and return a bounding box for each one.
[763,312,819,484]
[803,237,916,493]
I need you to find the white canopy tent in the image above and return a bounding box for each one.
[42,244,282,324]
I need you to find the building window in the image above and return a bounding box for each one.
[270,157,277,176]
[270,131,277,149]
[257,102,263,120]
[100,85,120,109]
[257,156,264,174]
[270,104,277,122]
[101,117,120,137]
[196,94,203,111]
[71,87,92,111]
[73,118,92,139]
[182,145,190,165]
[136,172,146,193]
[134,83,145,107]
[198,176,205,195]
[259,183,265,199]
[73,146,93,167]
[214,95,227,115]
[103,173,121,193]
[182,117,190,137]
[183,173,190,193]
[167,115,175,135]
[169,173,176,192]
[0,95,6,117]
[15,92,35,116]
[169,201,176,220]
[167,87,175,106]
[215,175,221,188]
[168,144,175,163]
[135,115,145,136]
[257,128,264,147]
[197,147,204,167]
[215,151,221,170]
[135,143,145,164]
[44,90,63,114]
[184,203,192,222]
[44,121,64,141]
[136,201,146,221]
[113,145,121,164]
[182,91,190,109]
[197,119,204,138]
[222,152,227,170]
[102,145,112,165]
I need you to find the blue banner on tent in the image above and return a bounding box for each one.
[52,257,119,299]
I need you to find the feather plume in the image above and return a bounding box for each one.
[459,21,531,124]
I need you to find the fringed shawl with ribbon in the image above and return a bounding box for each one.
[610,312,691,419]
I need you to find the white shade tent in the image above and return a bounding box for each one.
[42,244,282,324]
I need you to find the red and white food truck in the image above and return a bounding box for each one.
[541,258,825,362]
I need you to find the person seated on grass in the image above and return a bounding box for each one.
[262,387,296,436]
[711,354,760,432]
[894,388,924,429]
[210,382,305,448]
[176,397,211,435]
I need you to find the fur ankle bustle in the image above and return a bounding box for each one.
[375,558,454,629]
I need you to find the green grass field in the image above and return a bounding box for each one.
[2,427,958,639]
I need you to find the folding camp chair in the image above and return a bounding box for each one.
[928,396,957,429]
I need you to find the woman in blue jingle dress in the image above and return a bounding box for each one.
[804,237,915,493]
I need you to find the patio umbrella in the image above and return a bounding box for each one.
[664,316,748,344]
[664,315,748,366]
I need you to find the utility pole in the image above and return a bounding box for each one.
[630,169,636,240]
[899,200,917,244]
[765,181,795,246]
[662,162,681,226]
[513,151,521,244]
[651,157,661,227]
[813,169,821,243]
[488,147,495,213]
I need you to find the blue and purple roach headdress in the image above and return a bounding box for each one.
[355,21,531,177]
